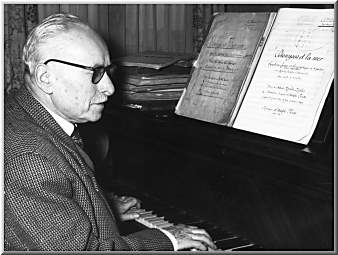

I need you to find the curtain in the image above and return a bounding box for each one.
[4,4,38,95]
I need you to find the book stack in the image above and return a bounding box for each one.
[112,52,194,112]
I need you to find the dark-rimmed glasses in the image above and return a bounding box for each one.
[44,59,116,84]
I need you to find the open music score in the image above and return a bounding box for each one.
[175,8,334,145]
[233,8,334,144]
[129,206,259,251]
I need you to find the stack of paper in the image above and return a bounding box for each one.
[112,53,194,111]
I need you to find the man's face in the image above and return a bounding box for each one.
[43,25,115,123]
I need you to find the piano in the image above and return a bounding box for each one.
[81,84,333,251]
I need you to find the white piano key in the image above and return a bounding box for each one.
[153,222,174,228]
[147,216,165,222]
[141,215,157,220]
[138,211,153,216]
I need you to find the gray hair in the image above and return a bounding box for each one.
[22,13,86,76]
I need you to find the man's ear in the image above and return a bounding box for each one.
[35,64,53,94]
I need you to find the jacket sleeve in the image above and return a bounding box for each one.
[4,152,173,251]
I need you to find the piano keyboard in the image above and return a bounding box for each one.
[129,208,174,229]
[128,206,262,251]
[107,183,262,251]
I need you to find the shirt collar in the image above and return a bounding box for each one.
[36,98,75,136]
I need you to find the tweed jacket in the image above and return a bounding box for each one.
[4,86,173,251]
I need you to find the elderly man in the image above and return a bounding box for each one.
[4,13,217,251]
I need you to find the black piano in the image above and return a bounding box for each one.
[81,83,333,251]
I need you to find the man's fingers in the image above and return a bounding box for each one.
[190,233,217,250]
[113,195,141,206]
[124,198,141,210]
[190,228,213,240]
[170,225,217,251]
[118,197,141,213]
[184,226,215,249]
[125,197,141,208]
[180,240,208,251]
[120,213,140,221]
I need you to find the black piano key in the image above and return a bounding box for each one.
[165,212,200,225]
[140,199,172,211]
[208,228,235,241]
[190,222,237,243]
[154,208,202,225]
[192,221,217,231]
[154,207,183,216]
[215,237,252,250]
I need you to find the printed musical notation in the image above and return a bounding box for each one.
[234,8,334,144]
[176,8,333,144]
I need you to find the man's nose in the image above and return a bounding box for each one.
[97,72,115,96]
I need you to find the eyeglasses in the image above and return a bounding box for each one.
[44,59,116,84]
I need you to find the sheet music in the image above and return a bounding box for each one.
[175,12,273,125]
[233,8,334,144]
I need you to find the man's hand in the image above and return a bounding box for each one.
[112,195,141,221]
[164,224,218,251]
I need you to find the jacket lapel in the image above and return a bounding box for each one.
[15,86,92,177]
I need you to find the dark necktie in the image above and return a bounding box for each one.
[71,126,84,149]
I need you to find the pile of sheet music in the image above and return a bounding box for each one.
[111,52,194,112]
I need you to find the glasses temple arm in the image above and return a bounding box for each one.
[43,59,94,71]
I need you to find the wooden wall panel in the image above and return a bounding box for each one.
[212,4,226,13]
[44,4,60,18]
[168,5,185,53]
[36,4,222,57]
[68,4,88,21]
[108,5,125,58]
[87,4,99,31]
[184,5,193,53]
[125,5,139,54]
[97,4,109,48]
[59,4,70,14]
[38,4,58,21]
[138,4,156,53]
[156,4,169,52]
